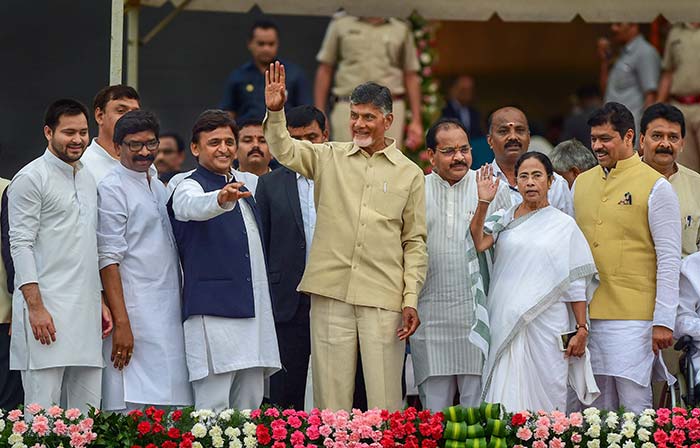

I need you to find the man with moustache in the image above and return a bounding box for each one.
[169,110,280,411]
[82,85,141,184]
[236,119,274,177]
[641,103,700,257]
[255,105,327,410]
[8,99,110,411]
[97,111,191,412]
[410,118,511,410]
[264,62,427,411]
[573,102,680,413]
[155,131,186,185]
[487,107,573,215]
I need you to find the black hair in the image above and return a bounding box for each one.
[113,110,160,145]
[160,131,186,153]
[44,98,89,131]
[286,105,326,131]
[514,151,554,178]
[425,118,469,150]
[350,82,393,115]
[191,110,238,144]
[640,103,686,138]
[249,19,279,40]
[238,117,264,130]
[93,85,140,112]
[587,102,635,141]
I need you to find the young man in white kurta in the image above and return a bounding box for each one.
[97,111,192,411]
[170,110,279,411]
[411,119,511,410]
[81,85,141,185]
[8,100,104,412]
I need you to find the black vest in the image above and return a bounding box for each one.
[168,166,260,321]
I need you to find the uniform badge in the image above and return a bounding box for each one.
[246,84,254,92]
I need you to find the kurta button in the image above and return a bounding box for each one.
[602,197,608,202]
[245,253,249,258]
[597,219,603,225]
[246,277,251,282]
[593,242,599,247]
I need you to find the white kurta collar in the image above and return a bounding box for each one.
[43,148,82,175]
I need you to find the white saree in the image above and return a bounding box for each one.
[481,205,599,412]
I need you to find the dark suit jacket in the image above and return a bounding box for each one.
[255,167,309,324]
[441,101,485,139]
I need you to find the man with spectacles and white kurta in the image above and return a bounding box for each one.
[411,118,511,410]
[9,99,111,412]
[97,111,192,412]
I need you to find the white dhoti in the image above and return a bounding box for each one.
[418,374,481,410]
[22,366,101,413]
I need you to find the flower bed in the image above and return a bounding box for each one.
[3,404,700,448]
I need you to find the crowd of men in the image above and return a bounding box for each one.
[0,17,700,415]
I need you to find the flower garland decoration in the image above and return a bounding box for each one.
[408,12,443,171]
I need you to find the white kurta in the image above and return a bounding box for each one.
[675,252,700,383]
[172,169,280,382]
[97,164,192,409]
[8,150,103,370]
[167,169,259,197]
[482,205,599,412]
[573,178,680,387]
[411,171,511,386]
[492,161,574,216]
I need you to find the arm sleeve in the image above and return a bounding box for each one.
[7,172,42,288]
[400,172,428,309]
[637,46,661,93]
[172,179,236,222]
[661,27,677,71]
[263,109,324,179]
[649,178,682,329]
[96,183,128,270]
[316,19,339,65]
[1,188,14,294]
[550,175,574,217]
[402,25,421,72]
[675,255,700,338]
[561,277,588,303]
[219,73,239,112]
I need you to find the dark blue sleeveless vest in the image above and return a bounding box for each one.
[167,165,259,321]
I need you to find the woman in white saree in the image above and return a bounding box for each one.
[469,152,599,412]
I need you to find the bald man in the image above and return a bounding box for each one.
[487,107,573,215]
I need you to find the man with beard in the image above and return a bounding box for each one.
[8,99,110,411]
[97,111,192,412]
[236,119,273,178]
[410,118,511,410]
[82,85,141,184]
[641,103,700,257]
[264,63,427,411]
[220,20,311,122]
[573,101,680,413]
[487,107,573,215]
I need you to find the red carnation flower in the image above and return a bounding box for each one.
[257,424,272,445]
[511,413,528,426]
[137,421,152,435]
[168,427,181,439]
[171,410,183,422]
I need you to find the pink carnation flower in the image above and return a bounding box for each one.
[516,427,533,441]
[693,408,700,418]
[307,425,320,440]
[549,437,564,448]
[7,409,22,422]
[265,408,281,418]
[65,408,81,421]
[78,417,94,432]
[53,419,68,435]
[12,420,29,434]
[533,440,546,448]
[291,430,305,445]
[571,433,582,443]
[47,405,63,418]
[288,416,302,429]
[319,424,332,438]
[31,415,50,436]
[535,426,550,440]
[25,403,43,415]
[569,413,583,427]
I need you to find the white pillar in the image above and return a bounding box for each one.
[126,5,139,89]
[109,0,124,85]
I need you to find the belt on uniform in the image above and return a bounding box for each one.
[334,93,406,103]
[672,95,700,105]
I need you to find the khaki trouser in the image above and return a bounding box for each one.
[310,294,404,411]
[673,102,700,173]
[330,99,406,150]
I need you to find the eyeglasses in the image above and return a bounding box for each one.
[122,139,160,152]
[436,145,471,157]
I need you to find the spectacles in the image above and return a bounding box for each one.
[122,139,160,152]
[436,145,471,157]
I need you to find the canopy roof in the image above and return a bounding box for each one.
[140,0,700,22]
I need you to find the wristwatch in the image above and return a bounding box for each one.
[576,323,589,332]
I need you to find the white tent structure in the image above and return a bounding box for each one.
[110,0,700,87]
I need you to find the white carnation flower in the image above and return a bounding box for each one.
[243,422,256,436]
[219,410,233,422]
[243,435,258,448]
[192,423,208,438]
[210,425,223,437]
[212,435,225,448]
[606,432,622,444]
[0,420,5,431]
[641,409,656,416]
[8,434,23,445]
[585,424,601,438]
[637,428,651,441]
[638,414,654,428]
[583,407,599,416]
[621,422,636,438]
[419,53,432,65]
[608,444,621,448]
[240,409,252,418]
[622,412,636,421]
[587,440,600,448]
[605,413,620,429]
[225,426,241,438]
[586,414,601,425]
[641,443,655,448]
[622,441,635,448]
[192,443,203,448]
[230,440,243,448]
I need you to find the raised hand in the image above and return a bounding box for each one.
[265,61,287,112]
[217,182,253,207]
[476,165,500,203]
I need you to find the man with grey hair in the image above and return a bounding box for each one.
[263,62,427,411]
[550,139,598,188]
